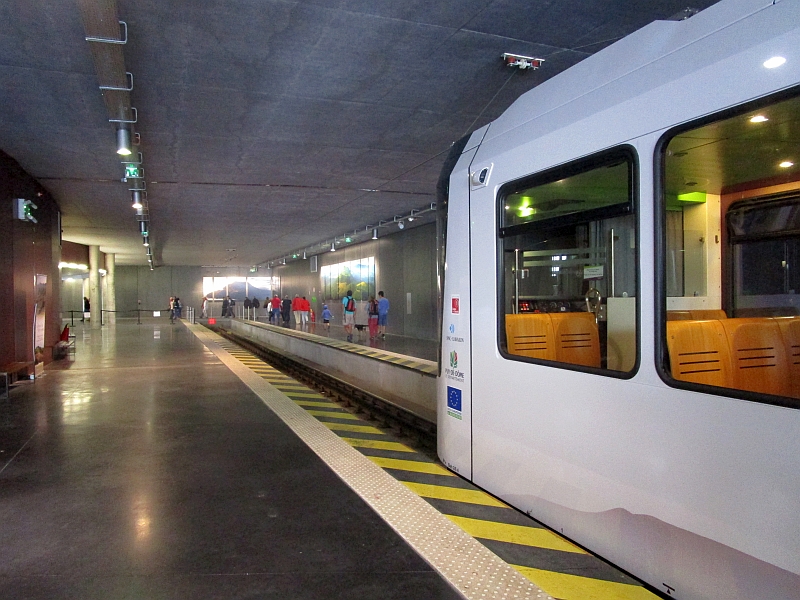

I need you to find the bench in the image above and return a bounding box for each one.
[1,361,34,400]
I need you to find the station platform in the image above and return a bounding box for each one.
[0,320,659,600]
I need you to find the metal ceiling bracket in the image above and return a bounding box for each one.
[121,151,143,165]
[100,72,133,92]
[86,21,128,44]
[109,107,137,124]
[502,53,544,70]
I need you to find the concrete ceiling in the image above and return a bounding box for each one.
[0,0,718,266]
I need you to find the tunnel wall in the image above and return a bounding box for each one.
[0,151,62,366]
[274,223,438,340]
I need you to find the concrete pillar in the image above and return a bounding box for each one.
[105,253,116,325]
[89,245,101,329]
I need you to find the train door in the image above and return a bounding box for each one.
[437,131,485,478]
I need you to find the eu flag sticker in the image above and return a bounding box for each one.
[447,386,462,420]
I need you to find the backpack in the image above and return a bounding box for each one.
[345,296,355,312]
[252,298,260,309]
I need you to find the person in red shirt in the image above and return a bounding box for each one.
[270,294,281,325]
[300,296,310,328]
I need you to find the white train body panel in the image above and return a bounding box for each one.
[439,1,800,598]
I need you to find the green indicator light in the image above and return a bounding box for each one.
[677,192,706,203]
[345,237,352,243]
[125,164,140,178]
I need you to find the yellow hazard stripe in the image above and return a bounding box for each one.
[402,482,507,507]
[294,400,339,408]
[281,392,325,398]
[305,410,361,421]
[340,438,414,452]
[446,515,585,554]
[368,456,455,476]
[323,422,384,434]
[512,566,657,600]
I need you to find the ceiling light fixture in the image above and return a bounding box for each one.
[749,115,769,123]
[763,56,786,69]
[372,228,378,240]
[131,190,143,209]
[397,220,405,229]
[330,242,336,252]
[779,160,794,168]
[143,236,150,247]
[116,126,132,155]
[302,250,307,260]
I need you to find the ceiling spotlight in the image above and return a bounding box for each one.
[143,236,150,247]
[131,190,143,209]
[116,126,132,156]
[749,115,769,123]
[779,160,794,168]
[397,220,405,230]
[763,56,786,69]
[302,250,307,259]
[372,228,378,240]
[330,242,336,252]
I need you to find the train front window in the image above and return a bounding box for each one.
[660,92,800,405]
[499,149,638,375]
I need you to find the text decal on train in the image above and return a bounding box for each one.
[446,386,462,420]
[451,295,460,314]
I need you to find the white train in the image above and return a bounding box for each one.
[437,1,800,598]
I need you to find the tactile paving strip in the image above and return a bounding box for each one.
[188,322,553,600]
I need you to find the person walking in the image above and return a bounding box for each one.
[174,297,182,320]
[342,289,356,342]
[368,295,379,339]
[321,304,332,332]
[292,295,301,328]
[252,297,260,319]
[377,291,389,339]
[281,295,292,326]
[228,296,236,318]
[270,294,281,324]
[243,296,252,319]
[200,296,208,319]
[221,296,229,318]
[300,296,310,328]
[169,296,176,323]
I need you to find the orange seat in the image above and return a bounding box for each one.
[666,320,732,388]
[690,309,727,320]
[719,318,789,397]
[550,312,600,368]
[505,314,555,360]
[775,316,800,399]
[667,311,693,321]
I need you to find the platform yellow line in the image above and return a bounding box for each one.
[281,392,325,398]
[294,400,339,408]
[305,410,361,421]
[402,482,507,507]
[323,422,384,434]
[368,456,455,476]
[446,515,585,554]
[340,438,415,452]
[512,566,657,600]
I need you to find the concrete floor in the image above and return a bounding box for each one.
[0,322,459,599]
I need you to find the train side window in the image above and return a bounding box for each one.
[660,92,800,406]
[498,149,638,375]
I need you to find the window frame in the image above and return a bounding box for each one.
[653,86,800,410]
[495,145,641,379]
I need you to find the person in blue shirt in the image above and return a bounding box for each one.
[321,304,332,332]
[377,291,389,340]
[342,290,356,342]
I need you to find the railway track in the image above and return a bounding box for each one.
[208,325,437,451]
